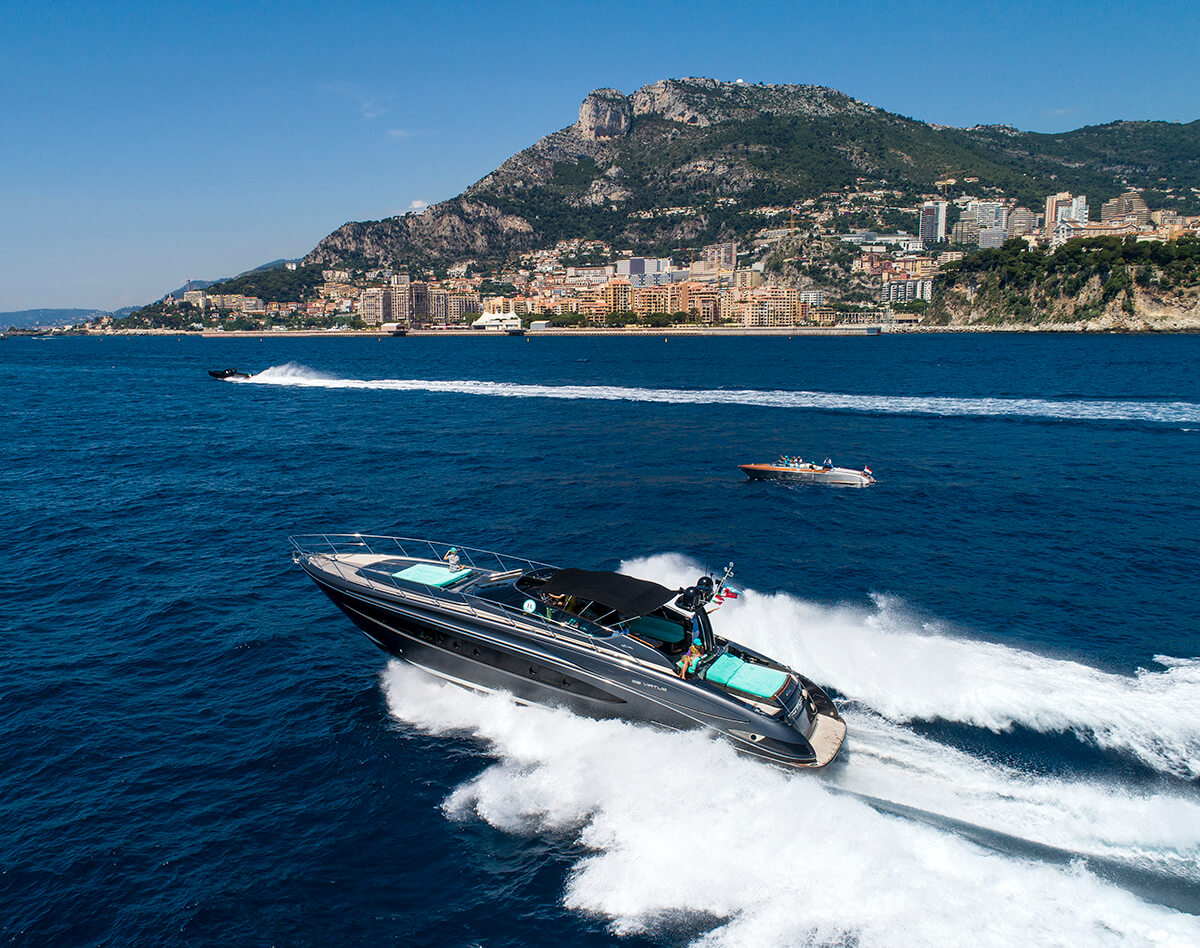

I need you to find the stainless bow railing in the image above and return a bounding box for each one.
[288,534,609,650]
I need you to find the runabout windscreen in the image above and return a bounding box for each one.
[540,569,678,617]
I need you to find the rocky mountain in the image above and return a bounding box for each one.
[304,77,1200,269]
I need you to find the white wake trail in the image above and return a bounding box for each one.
[241,362,1200,425]
[830,710,1200,883]
[381,664,1200,947]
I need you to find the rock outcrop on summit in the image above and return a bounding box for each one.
[577,89,633,140]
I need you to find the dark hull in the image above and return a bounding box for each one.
[307,566,831,768]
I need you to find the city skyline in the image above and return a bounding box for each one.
[3,0,1199,312]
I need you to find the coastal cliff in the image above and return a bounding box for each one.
[934,279,1200,330]
[929,236,1200,330]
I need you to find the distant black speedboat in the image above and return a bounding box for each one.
[208,368,252,379]
[291,534,846,769]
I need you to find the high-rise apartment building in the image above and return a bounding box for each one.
[978,227,1007,249]
[615,257,672,277]
[1045,192,1088,234]
[632,282,693,317]
[388,280,429,326]
[732,269,764,289]
[1101,191,1151,225]
[602,279,634,313]
[740,285,800,327]
[359,287,390,326]
[1007,207,1036,237]
[702,241,737,268]
[427,288,482,323]
[880,279,933,303]
[685,285,722,324]
[965,201,1009,232]
[951,218,980,245]
[919,201,948,246]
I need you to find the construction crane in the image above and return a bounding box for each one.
[935,173,973,198]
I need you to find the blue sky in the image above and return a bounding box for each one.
[2,0,1197,311]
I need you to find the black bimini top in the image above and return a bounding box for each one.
[540,568,677,618]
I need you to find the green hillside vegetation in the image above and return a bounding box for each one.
[204,264,326,302]
[388,127,1200,268]
[970,120,1200,211]
[114,301,208,330]
[112,299,361,332]
[932,234,1200,323]
[561,112,1197,229]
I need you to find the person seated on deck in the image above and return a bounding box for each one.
[545,592,579,616]
[677,639,706,678]
[443,547,462,572]
[823,457,832,469]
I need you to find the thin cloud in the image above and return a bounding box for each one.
[321,80,391,120]
[388,128,412,139]
[1043,107,1072,117]
[407,200,430,212]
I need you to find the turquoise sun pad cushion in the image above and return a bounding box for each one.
[628,614,688,644]
[392,563,472,587]
[703,654,788,699]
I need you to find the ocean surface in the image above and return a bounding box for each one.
[2,332,1198,947]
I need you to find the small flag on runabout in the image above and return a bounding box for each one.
[864,466,873,476]
[718,586,741,601]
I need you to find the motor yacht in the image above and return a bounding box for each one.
[290,534,846,769]
[741,456,875,487]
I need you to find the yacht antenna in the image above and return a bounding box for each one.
[716,562,735,596]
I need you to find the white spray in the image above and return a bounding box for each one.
[383,664,1200,947]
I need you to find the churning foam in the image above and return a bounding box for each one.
[832,711,1200,885]
[628,553,1200,780]
[242,362,1200,425]
[382,664,1200,946]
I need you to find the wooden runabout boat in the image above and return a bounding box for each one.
[740,456,875,487]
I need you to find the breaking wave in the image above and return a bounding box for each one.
[240,363,1200,425]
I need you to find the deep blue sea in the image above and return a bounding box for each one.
[3,333,1199,947]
